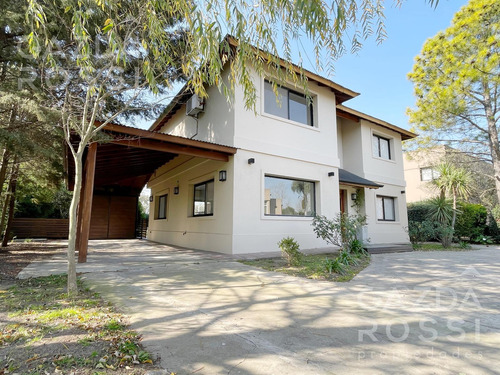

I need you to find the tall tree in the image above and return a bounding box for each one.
[407,0,500,202]
[0,0,63,242]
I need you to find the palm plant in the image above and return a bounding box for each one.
[432,162,472,229]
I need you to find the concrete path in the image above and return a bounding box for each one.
[19,240,500,374]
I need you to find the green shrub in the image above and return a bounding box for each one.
[407,220,435,248]
[312,213,366,251]
[458,241,471,249]
[277,237,302,266]
[350,239,366,254]
[427,196,454,224]
[407,202,432,223]
[485,214,500,237]
[435,223,454,248]
[472,235,494,245]
[324,257,344,274]
[454,203,487,240]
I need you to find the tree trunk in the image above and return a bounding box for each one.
[451,190,457,229]
[67,150,83,295]
[0,183,11,239]
[0,106,16,201]
[0,149,10,199]
[483,83,500,205]
[1,162,19,247]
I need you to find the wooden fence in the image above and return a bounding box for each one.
[11,218,69,239]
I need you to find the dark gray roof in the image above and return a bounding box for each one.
[339,169,383,189]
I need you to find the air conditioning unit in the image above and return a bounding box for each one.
[186,94,204,116]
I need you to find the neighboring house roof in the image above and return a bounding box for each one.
[336,105,417,141]
[150,36,360,132]
[339,169,383,189]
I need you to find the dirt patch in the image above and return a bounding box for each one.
[0,241,65,281]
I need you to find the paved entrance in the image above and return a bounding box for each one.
[19,240,500,374]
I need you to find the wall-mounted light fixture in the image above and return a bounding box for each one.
[401,190,406,194]
[174,186,179,195]
[248,158,255,165]
[219,170,227,181]
[351,193,358,201]
[149,196,154,202]
[328,171,335,177]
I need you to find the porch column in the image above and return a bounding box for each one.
[77,142,97,263]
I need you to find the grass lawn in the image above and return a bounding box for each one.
[0,274,158,375]
[415,242,479,251]
[239,252,371,282]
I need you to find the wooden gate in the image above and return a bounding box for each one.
[89,195,137,239]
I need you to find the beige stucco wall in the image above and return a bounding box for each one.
[403,147,447,203]
[231,149,339,254]
[147,65,411,254]
[158,70,235,147]
[147,156,235,254]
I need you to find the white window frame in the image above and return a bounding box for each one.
[420,167,439,181]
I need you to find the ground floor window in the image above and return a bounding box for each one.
[264,175,315,216]
[156,194,167,220]
[376,195,395,221]
[193,180,214,216]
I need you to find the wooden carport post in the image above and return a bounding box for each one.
[76,142,97,263]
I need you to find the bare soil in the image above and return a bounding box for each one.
[0,241,65,281]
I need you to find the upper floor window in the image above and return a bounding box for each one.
[264,80,313,126]
[264,175,315,216]
[420,167,440,181]
[372,134,391,160]
[193,180,214,216]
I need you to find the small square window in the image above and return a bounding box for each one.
[193,180,214,216]
[376,196,396,221]
[372,134,391,160]
[420,167,439,181]
[156,194,167,220]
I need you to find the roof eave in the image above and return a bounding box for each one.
[336,105,417,141]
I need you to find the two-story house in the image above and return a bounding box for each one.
[145,55,416,255]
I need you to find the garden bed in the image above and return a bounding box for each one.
[239,252,371,282]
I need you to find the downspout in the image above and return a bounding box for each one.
[190,115,199,139]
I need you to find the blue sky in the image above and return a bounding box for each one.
[135,0,469,131]
[312,0,469,131]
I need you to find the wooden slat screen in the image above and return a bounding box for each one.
[11,218,69,239]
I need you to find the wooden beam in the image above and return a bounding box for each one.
[77,143,97,263]
[336,109,360,123]
[111,138,230,162]
[102,123,237,154]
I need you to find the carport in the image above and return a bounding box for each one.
[67,123,236,263]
